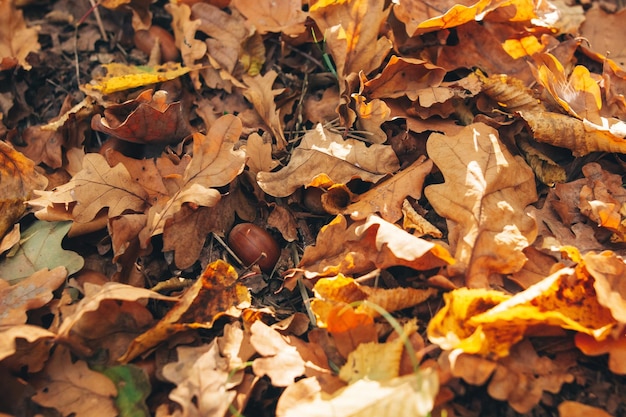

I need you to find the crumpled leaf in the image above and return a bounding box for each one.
[257,124,399,197]
[579,5,626,71]
[119,260,251,363]
[444,340,574,414]
[0,266,66,326]
[297,214,454,279]
[583,251,626,324]
[0,141,48,239]
[250,320,306,387]
[160,340,235,417]
[346,156,433,223]
[32,347,118,417]
[392,0,487,37]
[427,266,616,358]
[575,331,626,375]
[0,324,55,373]
[424,123,538,288]
[276,369,438,417]
[0,0,40,70]
[91,89,193,145]
[558,401,614,417]
[0,221,83,285]
[55,282,176,358]
[82,62,192,95]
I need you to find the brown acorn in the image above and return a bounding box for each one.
[228,223,280,272]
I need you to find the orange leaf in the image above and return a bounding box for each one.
[231,0,307,36]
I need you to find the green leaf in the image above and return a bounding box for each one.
[101,365,151,417]
[0,221,84,284]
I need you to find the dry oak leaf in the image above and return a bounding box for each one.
[353,95,391,144]
[99,0,152,30]
[30,152,149,224]
[363,56,447,101]
[0,141,48,239]
[346,156,433,223]
[583,251,626,324]
[32,347,118,417]
[575,331,626,375]
[0,325,55,373]
[160,340,236,417]
[424,122,538,288]
[310,0,392,79]
[165,2,205,90]
[558,401,614,417]
[298,214,454,279]
[242,70,287,149]
[392,0,487,37]
[580,5,626,71]
[244,132,279,174]
[119,260,251,363]
[231,0,307,36]
[257,124,399,197]
[0,266,66,326]
[55,282,176,357]
[91,89,192,145]
[139,114,246,245]
[444,340,574,414]
[250,320,306,387]
[0,0,40,70]
[428,266,616,358]
[275,369,438,417]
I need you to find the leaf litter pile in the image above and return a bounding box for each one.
[3,0,626,415]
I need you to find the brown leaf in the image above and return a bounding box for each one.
[575,331,626,375]
[558,401,614,417]
[257,124,399,197]
[0,141,48,238]
[584,251,626,323]
[231,0,308,36]
[32,347,118,417]
[250,320,306,386]
[0,267,66,326]
[298,214,454,279]
[424,123,538,288]
[0,325,55,373]
[346,156,433,223]
[580,5,626,71]
[392,0,484,36]
[243,71,287,149]
[0,0,40,70]
[91,89,192,145]
[119,260,251,363]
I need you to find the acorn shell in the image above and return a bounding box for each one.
[228,223,280,272]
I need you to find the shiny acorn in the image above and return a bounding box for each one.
[228,223,280,272]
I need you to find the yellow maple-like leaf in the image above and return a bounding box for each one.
[424,123,538,288]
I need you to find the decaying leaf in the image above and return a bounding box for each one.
[0,0,40,70]
[243,71,287,149]
[0,324,55,373]
[119,260,250,362]
[231,0,307,36]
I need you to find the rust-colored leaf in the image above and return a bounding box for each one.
[0,0,40,70]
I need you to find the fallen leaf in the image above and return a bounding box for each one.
[579,5,626,71]
[250,320,306,386]
[575,331,626,375]
[0,325,55,373]
[231,0,307,36]
[0,221,83,285]
[243,71,287,149]
[257,124,399,197]
[558,401,614,417]
[0,266,66,326]
[424,123,538,288]
[0,141,48,239]
[119,260,251,363]
[32,347,118,417]
[100,365,151,417]
[0,0,40,70]
[91,89,193,145]
[392,0,487,37]
[276,369,439,417]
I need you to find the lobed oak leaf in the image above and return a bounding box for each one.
[231,0,308,36]
[363,56,446,101]
[0,266,66,326]
[424,123,538,288]
[119,260,251,363]
[250,320,306,386]
[165,3,206,90]
[242,71,287,149]
[392,0,487,37]
[0,325,55,373]
[91,89,193,145]
[32,347,118,417]
[0,141,48,239]
[353,95,391,144]
[583,251,626,323]
[575,331,626,375]
[244,132,279,174]
[139,114,246,244]
[160,340,235,417]
[257,124,399,197]
[346,156,433,223]
[0,0,40,70]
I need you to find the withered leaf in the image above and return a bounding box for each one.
[424,123,538,288]
[0,0,40,70]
